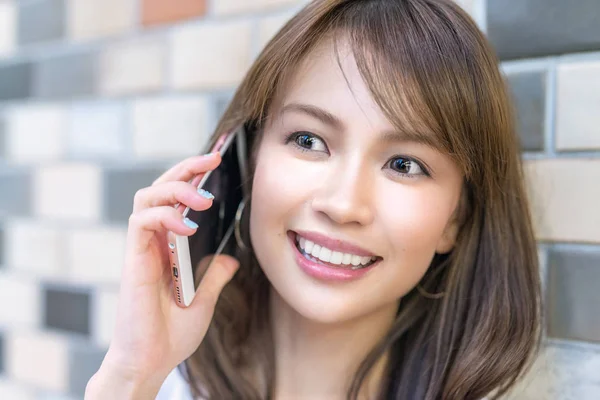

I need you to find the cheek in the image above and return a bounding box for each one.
[378,184,454,254]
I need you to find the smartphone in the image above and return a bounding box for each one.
[167,125,248,307]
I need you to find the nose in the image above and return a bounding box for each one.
[310,157,375,226]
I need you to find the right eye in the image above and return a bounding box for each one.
[285,131,328,153]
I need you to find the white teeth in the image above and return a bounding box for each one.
[319,248,332,262]
[304,239,314,253]
[311,244,322,258]
[342,253,352,264]
[296,234,377,267]
[330,251,343,265]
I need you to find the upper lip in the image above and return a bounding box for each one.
[292,230,380,258]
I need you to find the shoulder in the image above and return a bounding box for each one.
[156,366,195,400]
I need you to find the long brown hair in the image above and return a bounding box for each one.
[180,1,542,398]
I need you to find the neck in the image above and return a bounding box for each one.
[269,287,398,400]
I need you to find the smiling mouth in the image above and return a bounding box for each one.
[293,232,381,270]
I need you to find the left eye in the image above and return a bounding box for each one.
[289,132,328,153]
[388,157,426,176]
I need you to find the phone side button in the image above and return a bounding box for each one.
[173,267,179,278]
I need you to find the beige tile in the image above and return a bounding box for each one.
[34,164,102,221]
[99,38,165,96]
[6,332,69,392]
[556,60,600,151]
[67,0,135,41]
[132,96,210,158]
[524,159,600,243]
[67,227,127,285]
[0,1,16,57]
[142,0,206,26]
[171,21,253,89]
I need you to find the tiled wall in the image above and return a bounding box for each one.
[0,0,597,399]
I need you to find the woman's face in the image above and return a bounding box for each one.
[249,39,463,324]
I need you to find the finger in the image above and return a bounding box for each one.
[189,255,240,314]
[127,206,201,256]
[153,153,221,186]
[132,181,215,213]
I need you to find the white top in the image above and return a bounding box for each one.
[155,367,491,399]
[156,367,194,400]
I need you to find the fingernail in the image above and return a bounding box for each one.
[198,188,214,200]
[183,217,199,229]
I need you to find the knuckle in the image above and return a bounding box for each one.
[132,188,148,207]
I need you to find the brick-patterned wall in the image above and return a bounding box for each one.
[0,0,597,399]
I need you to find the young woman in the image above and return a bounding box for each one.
[86,0,542,399]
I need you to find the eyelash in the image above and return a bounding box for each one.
[283,131,431,178]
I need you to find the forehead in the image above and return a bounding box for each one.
[274,38,390,128]
[267,37,447,153]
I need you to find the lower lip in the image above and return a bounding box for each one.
[288,232,377,282]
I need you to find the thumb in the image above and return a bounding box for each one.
[188,254,239,314]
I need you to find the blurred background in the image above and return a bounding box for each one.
[0,0,598,399]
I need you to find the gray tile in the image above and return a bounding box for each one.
[488,0,600,60]
[68,342,106,397]
[103,167,165,223]
[43,287,90,335]
[507,71,546,152]
[18,0,65,45]
[0,169,31,217]
[0,62,33,101]
[0,116,5,158]
[547,247,600,342]
[34,52,96,99]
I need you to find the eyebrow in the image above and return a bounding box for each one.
[280,102,442,150]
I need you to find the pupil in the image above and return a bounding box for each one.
[299,135,313,147]
[394,159,410,172]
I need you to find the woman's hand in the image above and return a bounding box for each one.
[87,152,240,397]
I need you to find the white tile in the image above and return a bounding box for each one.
[99,38,165,95]
[0,379,34,400]
[556,60,600,151]
[6,104,67,163]
[6,332,69,392]
[67,227,127,285]
[5,220,64,278]
[34,164,102,221]
[0,2,16,57]
[0,273,40,328]
[453,0,476,16]
[171,21,253,89]
[132,96,210,159]
[258,11,295,49]
[524,159,600,243]
[67,0,135,41]
[68,101,127,157]
[213,0,304,15]
[506,342,600,399]
[94,290,119,347]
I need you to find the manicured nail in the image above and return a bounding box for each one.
[197,188,214,200]
[183,217,198,229]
